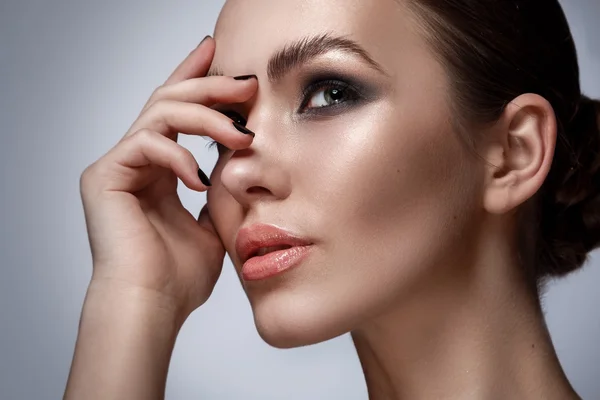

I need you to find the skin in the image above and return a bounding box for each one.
[208,0,580,398]
[64,0,582,399]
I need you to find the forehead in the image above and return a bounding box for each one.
[212,0,417,75]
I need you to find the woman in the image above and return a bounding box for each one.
[65,0,599,398]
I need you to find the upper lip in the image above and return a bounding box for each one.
[235,223,313,265]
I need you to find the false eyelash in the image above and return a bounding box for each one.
[205,139,227,152]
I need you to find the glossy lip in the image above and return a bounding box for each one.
[235,223,314,280]
[241,245,313,281]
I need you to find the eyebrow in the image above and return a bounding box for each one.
[207,33,389,83]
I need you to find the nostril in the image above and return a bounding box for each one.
[247,186,270,195]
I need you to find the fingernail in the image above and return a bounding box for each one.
[198,168,212,186]
[232,121,256,137]
[197,35,211,48]
[233,74,258,81]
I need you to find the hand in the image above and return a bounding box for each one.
[79,36,257,322]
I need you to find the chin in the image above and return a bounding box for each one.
[249,289,354,349]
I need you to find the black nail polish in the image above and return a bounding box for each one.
[221,110,247,126]
[233,122,255,137]
[233,74,258,81]
[198,168,212,186]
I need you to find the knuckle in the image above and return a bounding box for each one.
[146,98,174,114]
[142,100,173,131]
[131,128,157,142]
[79,165,94,187]
[178,145,194,161]
[150,84,167,100]
[139,85,166,114]
[79,161,103,192]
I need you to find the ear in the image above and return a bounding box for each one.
[482,93,557,214]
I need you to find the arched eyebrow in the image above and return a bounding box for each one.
[207,33,389,83]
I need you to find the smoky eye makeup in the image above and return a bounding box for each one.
[295,70,379,118]
[205,69,381,152]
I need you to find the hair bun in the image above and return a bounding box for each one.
[537,95,600,278]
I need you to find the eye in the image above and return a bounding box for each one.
[305,86,347,108]
[206,110,247,153]
[299,79,362,113]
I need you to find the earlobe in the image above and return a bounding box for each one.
[482,93,557,215]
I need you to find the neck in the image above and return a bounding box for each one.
[350,231,580,400]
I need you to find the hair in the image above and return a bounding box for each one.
[405,0,600,285]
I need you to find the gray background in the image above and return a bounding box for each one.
[0,1,599,399]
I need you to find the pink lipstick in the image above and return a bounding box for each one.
[235,224,314,281]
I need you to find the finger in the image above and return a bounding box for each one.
[99,129,207,193]
[124,100,256,150]
[163,36,216,86]
[140,75,258,115]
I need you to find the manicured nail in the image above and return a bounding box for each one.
[233,75,258,81]
[197,35,211,48]
[198,168,212,186]
[232,121,256,137]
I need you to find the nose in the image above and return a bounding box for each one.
[219,120,292,208]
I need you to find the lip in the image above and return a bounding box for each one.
[235,223,314,281]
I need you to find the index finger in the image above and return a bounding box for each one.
[164,35,216,86]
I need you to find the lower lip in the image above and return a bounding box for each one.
[242,245,313,281]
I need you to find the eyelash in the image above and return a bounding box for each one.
[299,79,362,113]
[206,79,362,152]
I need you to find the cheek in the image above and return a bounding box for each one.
[249,103,482,347]
[363,122,478,271]
[293,101,481,316]
[298,101,478,245]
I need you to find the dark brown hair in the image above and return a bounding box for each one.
[406,0,600,284]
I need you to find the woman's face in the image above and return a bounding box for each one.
[207,0,483,347]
